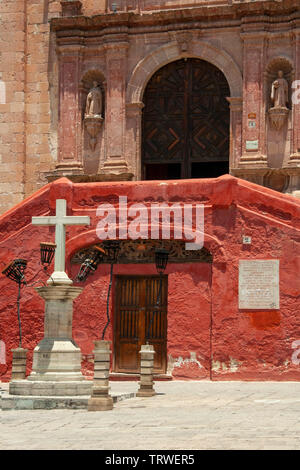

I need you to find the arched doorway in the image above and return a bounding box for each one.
[142,58,230,180]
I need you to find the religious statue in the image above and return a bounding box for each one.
[269,70,289,130]
[270,70,289,109]
[84,81,104,150]
[85,81,103,117]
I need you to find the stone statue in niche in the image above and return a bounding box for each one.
[85,81,103,117]
[269,70,289,131]
[84,81,104,151]
[270,70,289,109]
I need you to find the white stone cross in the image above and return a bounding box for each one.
[32,199,90,285]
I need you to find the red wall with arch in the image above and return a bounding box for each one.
[0,175,299,381]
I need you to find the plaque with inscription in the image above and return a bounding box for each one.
[239,260,279,309]
[246,140,259,151]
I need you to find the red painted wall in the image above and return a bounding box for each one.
[0,175,299,381]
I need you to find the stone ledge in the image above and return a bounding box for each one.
[1,391,136,410]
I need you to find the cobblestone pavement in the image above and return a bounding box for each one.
[1,381,300,450]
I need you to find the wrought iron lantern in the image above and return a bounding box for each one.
[155,248,169,274]
[76,246,105,282]
[2,259,28,347]
[2,259,27,285]
[40,242,56,270]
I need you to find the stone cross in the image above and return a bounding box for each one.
[32,199,90,285]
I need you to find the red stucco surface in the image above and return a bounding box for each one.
[0,175,299,381]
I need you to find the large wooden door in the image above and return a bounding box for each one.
[142,58,230,179]
[114,275,167,374]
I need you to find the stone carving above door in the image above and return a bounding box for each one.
[71,239,213,265]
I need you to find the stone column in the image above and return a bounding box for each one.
[56,44,84,177]
[101,39,131,178]
[88,340,113,411]
[11,348,27,380]
[289,31,300,165]
[9,285,91,396]
[125,102,144,180]
[137,344,156,398]
[239,28,268,168]
[226,97,243,171]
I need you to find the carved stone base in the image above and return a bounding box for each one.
[239,154,268,167]
[84,116,103,151]
[287,153,300,165]
[231,167,300,193]
[231,168,268,187]
[101,156,129,175]
[268,106,289,130]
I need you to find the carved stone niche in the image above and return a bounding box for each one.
[80,71,105,153]
[265,58,293,131]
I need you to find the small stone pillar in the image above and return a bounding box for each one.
[88,340,113,411]
[11,348,27,380]
[137,344,156,397]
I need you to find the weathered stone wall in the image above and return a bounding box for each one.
[0,0,26,213]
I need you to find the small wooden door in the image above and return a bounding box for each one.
[114,275,167,374]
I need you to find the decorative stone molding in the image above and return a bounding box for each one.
[71,240,213,265]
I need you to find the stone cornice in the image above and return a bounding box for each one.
[51,1,300,34]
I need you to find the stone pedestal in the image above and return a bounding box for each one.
[88,340,113,411]
[137,344,156,398]
[11,348,27,380]
[9,285,91,396]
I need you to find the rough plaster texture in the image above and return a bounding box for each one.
[0,175,299,382]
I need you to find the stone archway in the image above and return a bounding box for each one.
[125,41,243,179]
[141,58,231,180]
[126,41,243,104]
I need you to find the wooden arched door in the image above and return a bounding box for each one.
[142,58,230,180]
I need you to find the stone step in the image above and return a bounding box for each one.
[1,390,136,410]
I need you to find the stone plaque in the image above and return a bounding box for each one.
[239,260,279,309]
[246,140,259,151]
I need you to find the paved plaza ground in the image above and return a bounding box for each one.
[1,380,300,450]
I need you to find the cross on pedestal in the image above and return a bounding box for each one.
[32,199,90,285]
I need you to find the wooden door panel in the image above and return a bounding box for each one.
[114,276,167,374]
[142,58,230,177]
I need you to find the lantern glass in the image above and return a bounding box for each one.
[40,242,56,268]
[155,248,169,274]
[2,259,27,284]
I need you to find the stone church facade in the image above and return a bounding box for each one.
[0,0,300,214]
